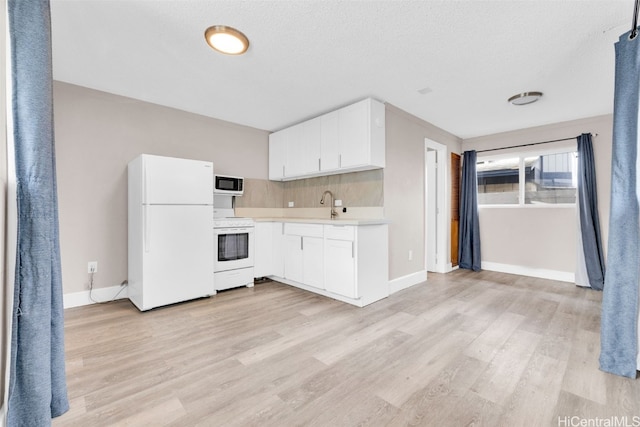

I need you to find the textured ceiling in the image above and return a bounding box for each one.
[51,0,631,139]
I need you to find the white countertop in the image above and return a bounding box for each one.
[252,217,390,225]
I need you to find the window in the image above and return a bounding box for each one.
[477,151,577,206]
[477,157,520,205]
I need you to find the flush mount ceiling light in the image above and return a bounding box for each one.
[508,91,543,106]
[204,25,249,55]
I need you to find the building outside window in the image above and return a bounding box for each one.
[477,151,577,206]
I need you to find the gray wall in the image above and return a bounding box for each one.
[462,114,613,275]
[54,84,463,295]
[384,104,462,280]
[54,81,611,296]
[54,82,270,295]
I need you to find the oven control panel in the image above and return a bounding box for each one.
[214,217,255,228]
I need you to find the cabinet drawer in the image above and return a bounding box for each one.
[324,225,355,241]
[284,223,323,238]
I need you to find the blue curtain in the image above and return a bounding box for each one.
[599,29,640,379]
[458,150,481,271]
[576,133,605,290]
[8,0,69,423]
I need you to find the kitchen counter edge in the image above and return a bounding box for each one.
[252,217,390,226]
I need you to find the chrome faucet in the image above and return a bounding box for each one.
[320,190,338,219]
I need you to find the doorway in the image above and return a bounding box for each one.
[425,139,448,273]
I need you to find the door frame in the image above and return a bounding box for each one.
[424,138,449,274]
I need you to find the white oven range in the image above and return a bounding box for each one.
[214,216,255,291]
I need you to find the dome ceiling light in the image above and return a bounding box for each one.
[508,91,543,106]
[204,25,249,55]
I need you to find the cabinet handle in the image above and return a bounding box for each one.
[351,241,354,258]
[339,154,342,168]
[282,165,285,176]
[301,237,304,250]
[318,158,321,171]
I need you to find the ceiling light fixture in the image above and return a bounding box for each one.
[508,91,543,106]
[204,25,249,55]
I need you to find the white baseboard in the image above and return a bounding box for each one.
[389,270,427,294]
[63,285,129,309]
[481,262,575,283]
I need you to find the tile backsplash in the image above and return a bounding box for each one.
[235,169,383,209]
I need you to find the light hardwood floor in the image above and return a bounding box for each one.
[53,270,640,426]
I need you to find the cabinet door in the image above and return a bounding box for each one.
[254,222,272,277]
[320,110,340,171]
[338,99,369,168]
[324,239,356,298]
[302,117,322,174]
[284,234,303,283]
[303,236,324,289]
[287,119,321,177]
[285,123,305,177]
[269,131,286,181]
[272,223,284,278]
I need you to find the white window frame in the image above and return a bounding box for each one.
[477,146,578,208]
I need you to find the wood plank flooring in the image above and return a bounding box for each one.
[53,270,640,426]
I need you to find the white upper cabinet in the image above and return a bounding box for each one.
[268,129,287,180]
[338,100,371,169]
[288,118,322,176]
[269,98,385,181]
[320,110,340,172]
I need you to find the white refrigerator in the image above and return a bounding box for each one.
[128,154,215,311]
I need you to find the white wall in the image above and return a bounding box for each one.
[462,114,613,280]
[53,82,270,296]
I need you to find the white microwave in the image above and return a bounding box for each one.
[214,174,244,195]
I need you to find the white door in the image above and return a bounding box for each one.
[324,239,356,298]
[303,236,324,289]
[425,138,448,274]
[143,155,213,205]
[143,205,214,310]
[284,234,303,283]
[426,149,438,271]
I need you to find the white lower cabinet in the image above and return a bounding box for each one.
[302,236,323,289]
[272,223,284,278]
[284,234,304,283]
[254,222,273,278]
[255,222,285,278]
[324,238,356,298]
[283,223,324,289]
[255,220,388,307]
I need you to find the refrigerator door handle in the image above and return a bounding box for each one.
[144,205,150,253]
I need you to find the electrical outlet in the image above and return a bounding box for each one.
[88,261,98,273]
[288,201,294,207]
[408,250,413,261]
[334,199,342,207]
